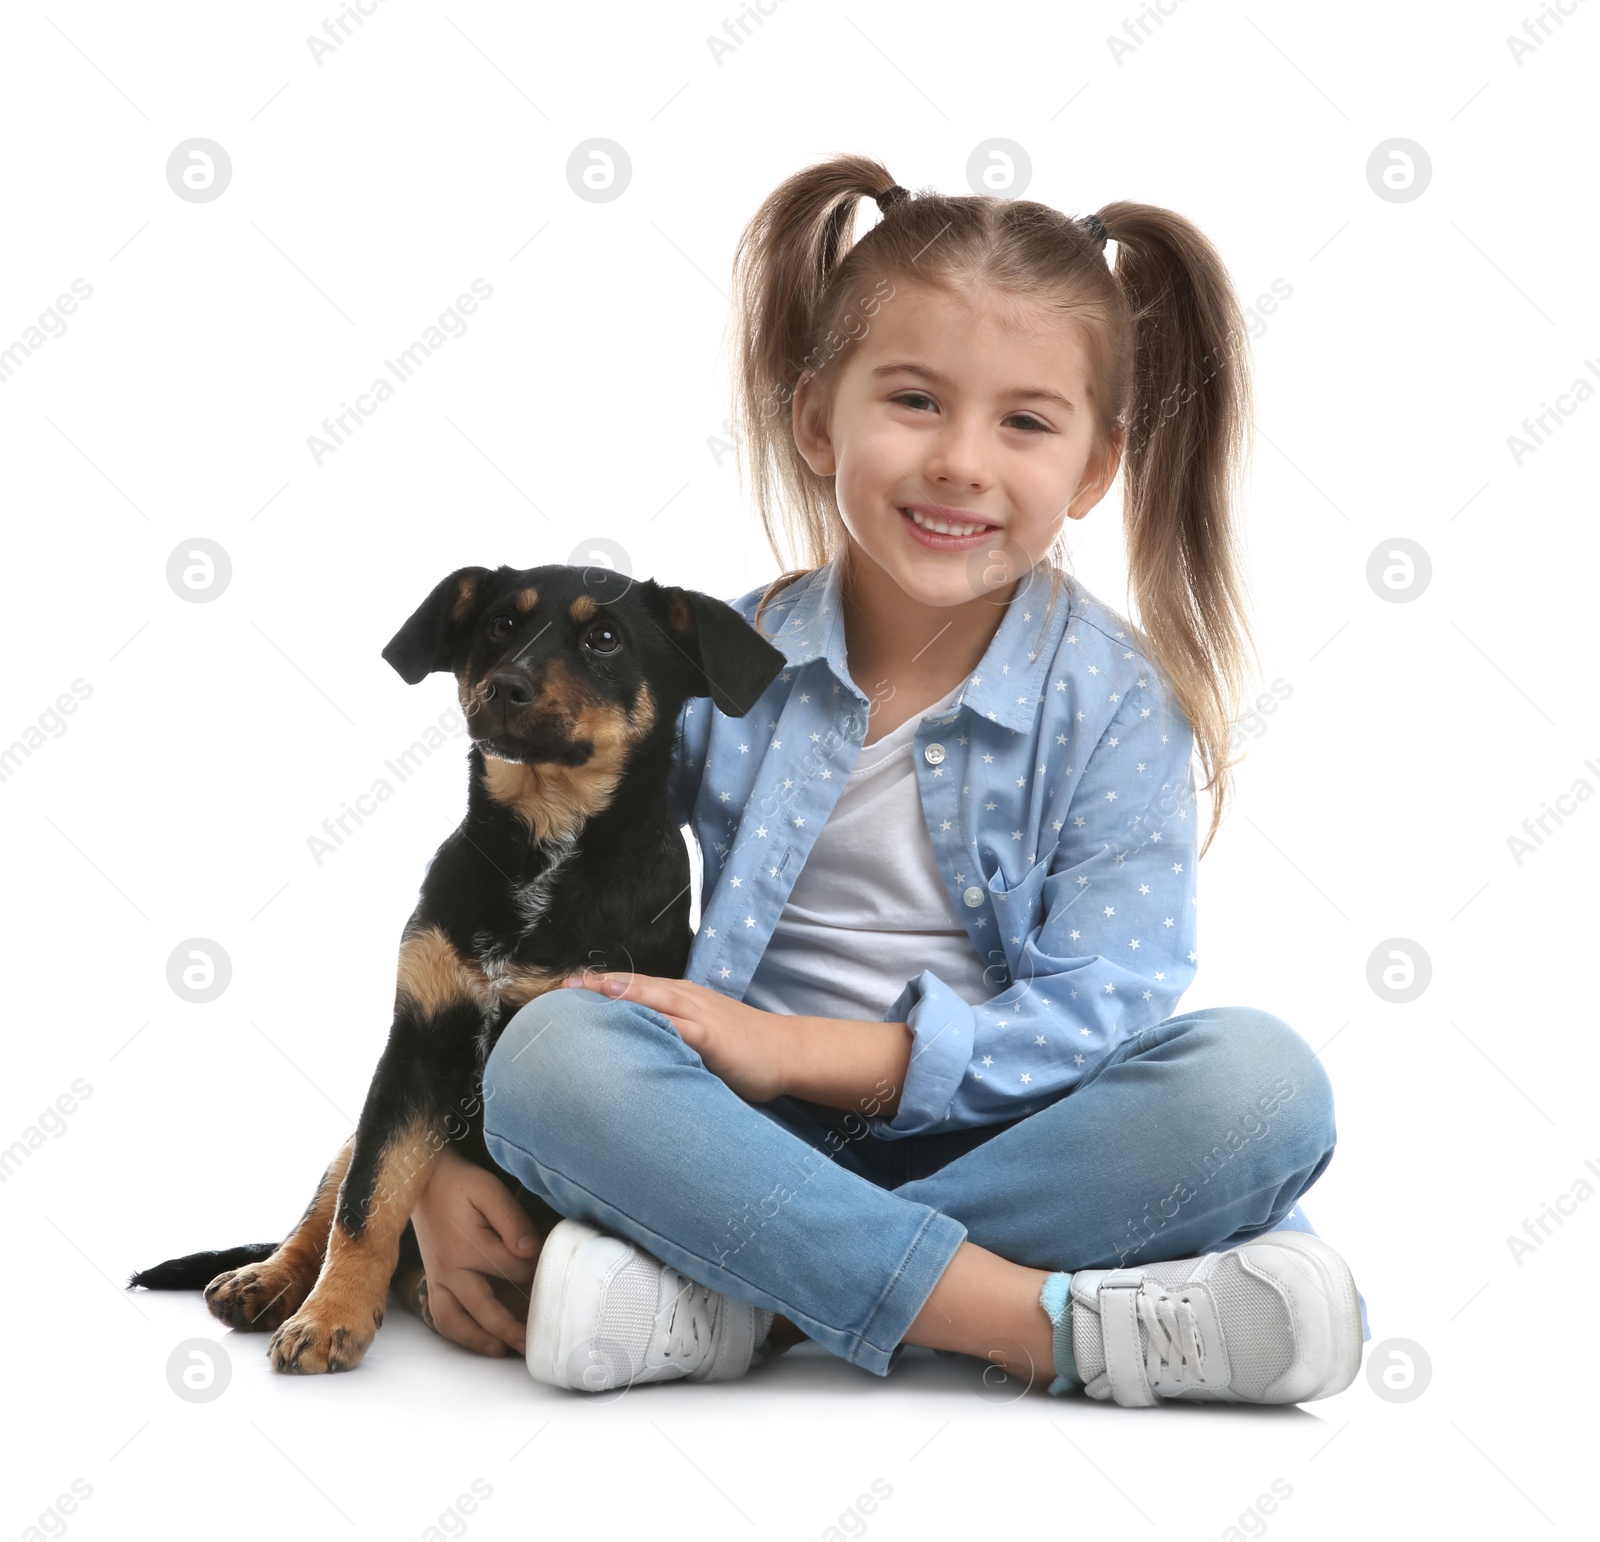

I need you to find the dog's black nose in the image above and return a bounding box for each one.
[485,670,536,709]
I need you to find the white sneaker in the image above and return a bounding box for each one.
[1068,1232,1362,1406]
[526,1218,774,1392]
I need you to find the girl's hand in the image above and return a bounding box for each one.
[410,1144,542,1357]
[566,971,792,1104]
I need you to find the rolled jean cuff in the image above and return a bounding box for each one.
[860,1207,968,1376]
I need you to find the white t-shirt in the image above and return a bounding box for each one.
[742,683,994,1022]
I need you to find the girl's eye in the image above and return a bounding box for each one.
[1004,413,1050,433]
[890,391,937,412]
[488,614,515,640]
[583,623,621,656]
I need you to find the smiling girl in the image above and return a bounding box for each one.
[408,155,1367,1406]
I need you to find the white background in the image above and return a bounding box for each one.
[2,2,1595,1538]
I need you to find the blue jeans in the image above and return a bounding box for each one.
[482,990,1345,1376]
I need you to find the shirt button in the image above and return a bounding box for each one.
[962,886,985,908]
[924,743,946,766]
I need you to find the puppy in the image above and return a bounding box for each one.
[129,562,784,1372]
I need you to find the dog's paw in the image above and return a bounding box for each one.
[204,1258,313,1332]
[268,1296,384,1374]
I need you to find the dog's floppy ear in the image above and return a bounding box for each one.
[647,584,787,717]
[383,566,494,685]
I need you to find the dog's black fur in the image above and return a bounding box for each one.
[129,562,784,1372]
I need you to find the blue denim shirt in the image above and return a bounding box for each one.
[667,558,1200,1141]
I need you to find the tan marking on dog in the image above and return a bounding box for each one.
[630,682,656,739]
[204,1138,354,1333]
[480,758,620,843]
[569,593,597,622]
[396,926,494,1017]
[480,679,658,841]
[532,656,595,721]
[269,1116,440,1373]
[668,594,693,632]
[515,587,540,614]
[498,965,566,1010]
[451,575,479,623]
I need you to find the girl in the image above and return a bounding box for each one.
[407,155,1368,1405]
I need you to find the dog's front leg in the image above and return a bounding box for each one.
[204,1138,355,1331]
[267,1108,443,1373]
[268,926,490,1374]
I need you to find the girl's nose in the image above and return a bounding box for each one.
[923,417,989,488]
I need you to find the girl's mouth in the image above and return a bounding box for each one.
[899,504,1002,551]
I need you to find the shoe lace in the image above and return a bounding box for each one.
[662,1276,718,1362]
[1135,1283,1206,1389]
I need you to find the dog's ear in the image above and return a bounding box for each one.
[646,584,787,717]
[383,566,495,684]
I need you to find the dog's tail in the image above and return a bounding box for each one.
[126,1243,279,1291]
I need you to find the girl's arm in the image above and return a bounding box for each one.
[779,1016,913,1118]
[560,969,912,1117]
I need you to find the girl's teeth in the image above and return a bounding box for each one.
[908,508,988,537]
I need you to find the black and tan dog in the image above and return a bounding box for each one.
[129,562,784,1372]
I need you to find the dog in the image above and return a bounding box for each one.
[129,561,785,1372]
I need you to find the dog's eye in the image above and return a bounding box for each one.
[488,614,515,641]
[583,623,621,656]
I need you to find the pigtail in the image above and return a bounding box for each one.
[729,153,899,624]
[1096,202,1257,856]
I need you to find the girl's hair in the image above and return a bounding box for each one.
[728,152,1256,855]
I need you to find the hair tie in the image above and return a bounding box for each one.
[874,184,910,213]
[1080,213,1108,248]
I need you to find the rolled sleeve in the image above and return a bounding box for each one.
[867,971,979,1137]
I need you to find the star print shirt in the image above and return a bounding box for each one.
[666,557,1200,1141]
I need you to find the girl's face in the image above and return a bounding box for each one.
[792,278,1120,610]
